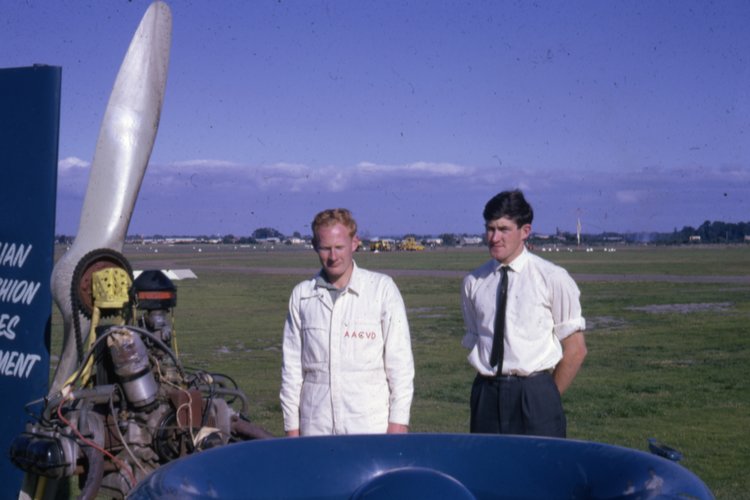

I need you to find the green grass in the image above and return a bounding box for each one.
[567,279,750,498]
[50,244,750,498]
[537,245,749,276]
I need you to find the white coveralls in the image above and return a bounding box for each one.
[280,263,414,435]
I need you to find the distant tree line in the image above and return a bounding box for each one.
[55,220,749,246]
[543,220,750,246]
[653,220,750,244]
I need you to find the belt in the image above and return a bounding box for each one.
[478,369,552,381]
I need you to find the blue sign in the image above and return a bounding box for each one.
[0,65,61,499]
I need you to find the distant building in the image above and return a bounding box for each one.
[689,235,701,243]
[460,236,483,246]
[166,237,199,244]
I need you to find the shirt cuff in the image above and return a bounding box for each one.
[554,317,586,340]
[388,407,411,426]
[283,416,300,432]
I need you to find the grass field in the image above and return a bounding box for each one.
[51,244,750,498]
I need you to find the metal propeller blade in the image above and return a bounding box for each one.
[50,1,172,394]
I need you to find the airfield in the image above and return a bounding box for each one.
[119,240,750,284]
[49,243,750,498]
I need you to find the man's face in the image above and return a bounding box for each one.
[485,216,531,265]
[315,222,359,287]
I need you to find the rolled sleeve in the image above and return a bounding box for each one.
[554,317,586,340]
[551,271,586,341]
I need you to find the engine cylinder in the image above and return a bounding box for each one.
[108,328,158,407]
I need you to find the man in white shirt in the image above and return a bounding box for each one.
[280,208,414,436]
[461,190,587,437]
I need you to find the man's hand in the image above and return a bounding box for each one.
[387,422,409,434]
[285,429,300,437]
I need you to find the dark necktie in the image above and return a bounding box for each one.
[490,266,509,371]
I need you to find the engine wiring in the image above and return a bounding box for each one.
[108,384,149,476]
[155,355,198,446]
[56,394,136,488]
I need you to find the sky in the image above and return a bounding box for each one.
[3,0,749,238]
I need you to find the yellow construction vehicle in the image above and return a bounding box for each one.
[370,240,393,252]
[398,237,425,251]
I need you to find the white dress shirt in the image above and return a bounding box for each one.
[461,248,585,376]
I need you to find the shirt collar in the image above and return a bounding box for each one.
[495,246,529,274]
[315,260,361,295]
[314,274,338,291]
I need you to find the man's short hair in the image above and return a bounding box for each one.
[483,190,534,227]
[311,208,358,248]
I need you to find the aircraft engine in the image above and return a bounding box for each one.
[10,249,272,499]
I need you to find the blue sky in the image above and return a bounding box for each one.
[4,0,749,237]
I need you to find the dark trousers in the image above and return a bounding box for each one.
[470,372,566,437]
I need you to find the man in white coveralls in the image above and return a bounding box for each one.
[280,208,414,436]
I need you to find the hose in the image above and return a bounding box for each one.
[76,413,105,500]
[230,416,274,440]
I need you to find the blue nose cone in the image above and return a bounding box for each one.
[351,467,475,500]
[128,433,714,499]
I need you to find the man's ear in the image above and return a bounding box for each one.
[521,224,532,240]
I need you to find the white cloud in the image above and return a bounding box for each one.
[58,156,89,172]
[147,160,479,194]
[55,158,747,235]
[168,159,241,169]
[355,161,472,178]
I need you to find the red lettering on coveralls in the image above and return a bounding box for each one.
[343,330,377,340]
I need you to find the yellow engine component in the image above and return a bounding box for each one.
[92,267,133,309]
